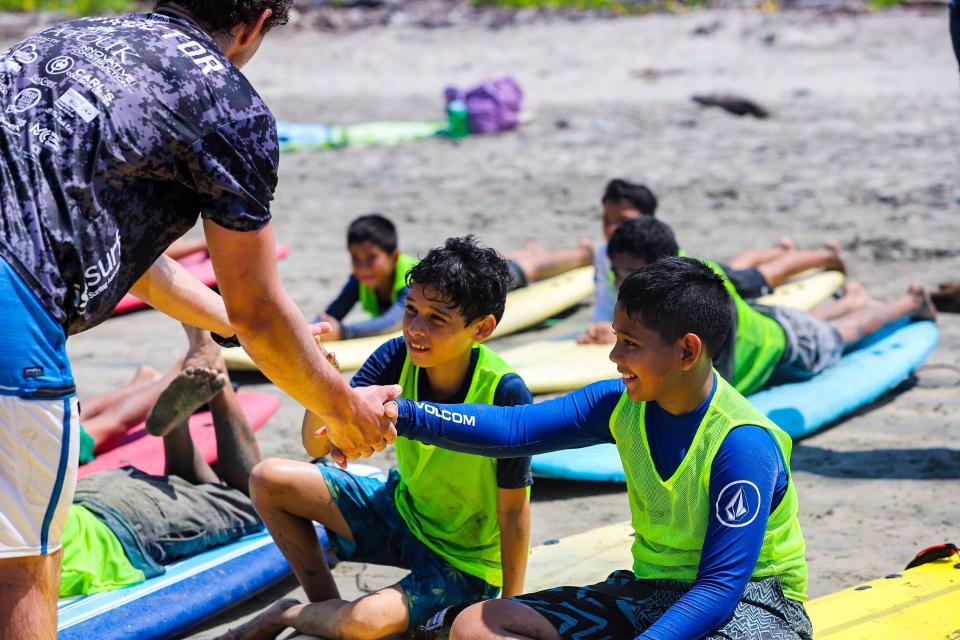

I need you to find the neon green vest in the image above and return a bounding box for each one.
[393,344,518,586]
[59,505,146,597]
[703,259,786,395]
[609,375,808,601]
[358,252,418,317]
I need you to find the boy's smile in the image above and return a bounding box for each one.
[608,306,680,403]
[403,283,488,371]
[349,241,397,291]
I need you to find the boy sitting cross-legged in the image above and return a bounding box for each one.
[379,257,812,639]
[233,236,533,640]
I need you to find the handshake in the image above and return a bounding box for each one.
[302,336,403,467]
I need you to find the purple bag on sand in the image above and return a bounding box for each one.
[445,77,524,134]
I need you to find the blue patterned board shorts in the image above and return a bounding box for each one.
[513,571,812,640]
[318,465,500,627]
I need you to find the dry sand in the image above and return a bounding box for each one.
[37,6,960,637]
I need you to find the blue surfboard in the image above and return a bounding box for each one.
[531,321,939,483]
[57,524,333,640]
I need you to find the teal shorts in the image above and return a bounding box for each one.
[318,465,500,627]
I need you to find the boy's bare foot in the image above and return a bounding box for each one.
[840,281,876,310]
[145,367,227,436]
[576,238,595,263]
[215,598,301,640]
[909,283,937,322]
[130,364,162,386]
[824,240,847,274]
[522,239,547,255]
[778,236,796,252]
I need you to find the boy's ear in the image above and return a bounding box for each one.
[677,333,704,371]
[472,314,498,343]
[390,249,400,264]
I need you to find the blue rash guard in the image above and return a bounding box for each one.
[321,275,409,340]
[394,376,789,640]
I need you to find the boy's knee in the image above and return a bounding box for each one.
[450,601,497,640]
[334,606,405,640]
[451,600,559,640]
[249,458,293,504]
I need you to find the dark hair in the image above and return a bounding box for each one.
[607,217,679,263]
[347,214,397,254]
[602,179,658,216]
[617,257,731,357]
[155,0,292,34]
[407,236,511,325]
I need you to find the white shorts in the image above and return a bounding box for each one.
[0,395,79,557]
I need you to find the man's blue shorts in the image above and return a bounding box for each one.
[318,465,500,627]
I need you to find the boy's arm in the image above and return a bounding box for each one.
[497,487,531,598]
[300,336,341,457]
[592,248,615,323]
[635,427,783,640]
[393,379,624,456]
[339,287,409,340]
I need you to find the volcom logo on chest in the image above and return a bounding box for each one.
[715,480,761,528]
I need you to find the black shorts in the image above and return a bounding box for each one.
[718,263,773,299]
[512,571,812,640]
[506,259,529,291]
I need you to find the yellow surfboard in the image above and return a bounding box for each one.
[223,267,594,373]
[502,270,845,395]
[807,548,960,639]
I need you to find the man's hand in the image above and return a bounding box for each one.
[324,385,402,464]
[326,399,400,468]
[576,321,616,345]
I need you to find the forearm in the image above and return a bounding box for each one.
[301,410,331,458]
[394,380,623,456]
[638,579,743,640]
[129,255,233,336]
[498,501,531,598]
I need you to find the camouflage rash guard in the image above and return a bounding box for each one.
[0,11,278,335]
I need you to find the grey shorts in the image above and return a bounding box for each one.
[73,466,262,577]
[767,306,844,382]
[506,259,529,291]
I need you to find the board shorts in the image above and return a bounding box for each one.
[0,258,79,558]
[718,263,773,300]
[765,306,844,382]
[513,570,813,640]
[72,466,263,578]
[318,465,500,627]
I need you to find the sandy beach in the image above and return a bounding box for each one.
[20,5,958,636]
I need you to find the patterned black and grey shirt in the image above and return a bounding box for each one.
[0,11,278,335]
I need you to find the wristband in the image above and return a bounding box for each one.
[211,332,241,348]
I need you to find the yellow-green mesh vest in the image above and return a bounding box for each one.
[359,252,418,317]
[609,375,808,601]
[393,344,517,586]
[702,259,786,395]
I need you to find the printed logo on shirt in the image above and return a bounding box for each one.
[45,55,75,75]
[56,88,100,123]
[7,88,42,113]
[413,401,477,427]
[12,44,39,64]
[715,480,761,528]
[161,31,225,75]
[23,366,44,379]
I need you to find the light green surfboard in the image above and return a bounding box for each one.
[503,270,845,395]
[223,267,595,373]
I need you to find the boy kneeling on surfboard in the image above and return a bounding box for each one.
[376,257,812,639]
[239,237,533,639]
[606,217,936,396]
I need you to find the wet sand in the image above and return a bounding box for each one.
[40,7,960,637]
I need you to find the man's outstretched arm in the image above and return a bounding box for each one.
[392,379,625,456]
[205,219,399,459]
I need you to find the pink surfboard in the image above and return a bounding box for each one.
[112,245,290,316]
[78,392,280,479]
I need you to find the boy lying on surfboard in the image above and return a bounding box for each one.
[59,326,266,597]
[238,237,533,639]
[317,213,592,340]
[605,217,936,395]
[580,178,847,345]
[354,257,812,639]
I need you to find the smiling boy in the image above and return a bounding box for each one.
[379,257,812,640]
[235,236,532,640]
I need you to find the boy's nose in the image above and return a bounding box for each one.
[608,345,623,365]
